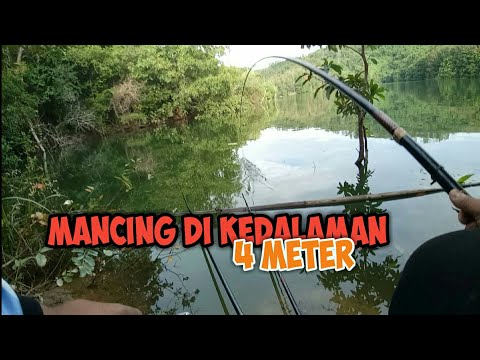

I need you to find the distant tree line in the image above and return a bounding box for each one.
[260,45,480,96]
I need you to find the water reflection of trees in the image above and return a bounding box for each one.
[56,110,274,214]
[273,79,480,141]
[315,164,401,315]
[56,112,276,313]
[390,79,480,105]
[76,247,199,315]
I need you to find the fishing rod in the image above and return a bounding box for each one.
[273,271,302,315]
[181,193,244,315]
[241,193,302,315]
[241,56,469,197]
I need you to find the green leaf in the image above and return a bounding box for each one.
[35,253,47,267]
[326,86,335,100]
[314,87,322,99]
[103,249,114,257]
[457,174,474,184]
[330,64,342,74]
[79,267,87,278]
[40,247,53,253]
[73,258,82,267]
[56,278,64,287]
[295,73,307,83]
[371,58,378,65]
[85,257,96,267]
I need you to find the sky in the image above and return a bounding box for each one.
[220,45,319,69]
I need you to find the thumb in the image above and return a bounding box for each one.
[449,190,478,214]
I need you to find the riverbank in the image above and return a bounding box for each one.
[3,45,479,313]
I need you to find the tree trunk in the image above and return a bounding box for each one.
[29,121,49,178]
[361,45,369,89]
[355,112,365,166]
[16,46,24,64]
[355,157,365,177]
[358,45,369,165]
[363,123,368,160]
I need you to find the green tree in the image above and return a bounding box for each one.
[301,45,386,167]
[1,44,276,296]
[261,46,480,93]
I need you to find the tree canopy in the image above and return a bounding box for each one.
[2,45,275,176]
[260,45,480,96]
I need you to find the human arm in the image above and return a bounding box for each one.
[40,299,142,315]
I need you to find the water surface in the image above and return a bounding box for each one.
[59,79,480,314]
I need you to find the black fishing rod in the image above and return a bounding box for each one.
[242,56,468,197]
[241,193,302,315]
[273,271,302,315]
[181,193,244,315]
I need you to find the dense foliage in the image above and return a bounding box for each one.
[2,45,275,176]
[1,45,275,297]
[261,45,480,96]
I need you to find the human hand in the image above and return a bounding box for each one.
[41,299,142,315]
[449,189,480,230]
